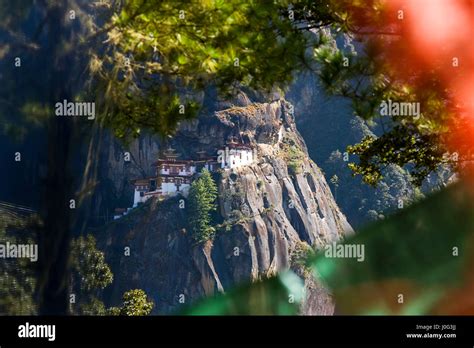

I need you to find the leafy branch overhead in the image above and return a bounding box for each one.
[347,125,446,186]
[95,0,309,139]
[92,0,457,185]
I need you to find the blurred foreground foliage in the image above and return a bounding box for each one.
[181,179,474,315]
[183,271,304,315]
[93,0,457,185]
[0,205,39,315]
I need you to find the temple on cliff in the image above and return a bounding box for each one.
[217,136,254,169]
[113,139,256,219]
[129,147,218,208]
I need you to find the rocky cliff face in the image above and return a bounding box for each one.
[96,96,353,314]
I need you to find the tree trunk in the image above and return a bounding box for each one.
[36,1,73,315]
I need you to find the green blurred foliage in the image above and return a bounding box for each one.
[181,179,474,315]
[182,271,304,315]
[310,179,474,314]
[95,0,310,139]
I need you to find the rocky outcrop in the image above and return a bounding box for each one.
[97,97,352,314]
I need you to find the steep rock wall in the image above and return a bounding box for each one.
[97,98,352,314]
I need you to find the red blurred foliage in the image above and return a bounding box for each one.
[355,0,473,159]
[395,0,473,152]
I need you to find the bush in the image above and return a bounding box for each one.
[280,137,305,176]
[108,289,154,316]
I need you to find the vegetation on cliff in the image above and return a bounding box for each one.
[188,170,219,243]
[69,235,113,315]
[108,289,154,316]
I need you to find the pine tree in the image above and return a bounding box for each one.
[188,170,218,243]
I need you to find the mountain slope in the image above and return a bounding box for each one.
[97,98,352,314]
